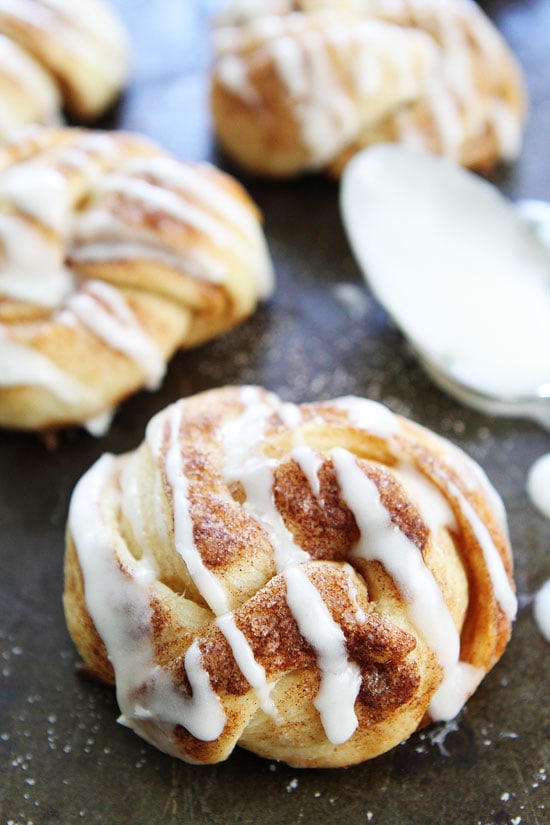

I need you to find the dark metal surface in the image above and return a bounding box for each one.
[1,1,549,823]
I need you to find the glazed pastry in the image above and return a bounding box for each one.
[211,0,526,177]
[64,385,516,768]
[0,128,273,433]
[0,0,130,135]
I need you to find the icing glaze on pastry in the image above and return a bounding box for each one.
[0,0,130,131]
[527,454,550,522]
[533,580,550,644]
[64,385,515,767]
[0,127,274,433]
[211,0,526,176]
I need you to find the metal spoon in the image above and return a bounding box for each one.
[340,147,550,431]
[416,349,550,430]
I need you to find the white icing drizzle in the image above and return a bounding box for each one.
[237,457,311,571]
[217,0,292,24]
[516,198,550,256]
[156,640,227,742]
[216,0,522,165]
[0,33,60,128]
[430,428,509,536]
[397,0,521,159]
[278,399,303,428]
[0,215,73,306]
[154,402,231,617]
[69,385,518,752]
[220,387,310,571]
[69,240,214,276]
[119,454,161,575]
[54,135,121,182]
[84,407,114,437]
[333,438,483,721]
[118,156,274,298]
[215,10,436,168]
[68,456,158,716]
[292,444,322,497]
[254,0,521,163]
[487,98,523,162]
[533,579,550,644]
[0,140,119,308]
[216,612,278,718]
[284,563,362,745]
[526,454,550,521]
[68,454,226,752]
[428,661,484,721]
[216,387,506,725]
[445,479,517,621]
[94,173,255,265]
[331,446,464,719]
[269,35,309,99]
[0,154,78,304]
[66,280,166,390]
[393,463,457,536]
[333,395,399,439]
[118,640,228,747]
[0,0,130,85]
[421,76,465,160]
[216,53,259,103]
[220,386,276,479]
[143,412,177,553]
[122,157,253,237]
[0,161,69,229]
[332,431,514,715]
[297,25,358,165]
[73,211,227,284]
[459,0,519,148]
[0,136,271,426]
[38,0,129,53]
[0,336,99,404]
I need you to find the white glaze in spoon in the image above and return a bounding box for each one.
[526,454,550,644]
[340,144,550,427]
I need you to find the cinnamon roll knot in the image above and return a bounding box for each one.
[64,385,516,767]
[0,128,273,433]
[0,0,130,134]
[211,0,526,177]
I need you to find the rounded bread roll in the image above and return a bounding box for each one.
[0,128,274,433]
[0,0,130,136]
[64,385,516,767]
[211,0,527,177]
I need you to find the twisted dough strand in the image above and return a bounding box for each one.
[211,0,526,176]
[0,128,273,432]
[0,0,130,134]
[64,386,515,767]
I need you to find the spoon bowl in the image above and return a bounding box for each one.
[339,146,550,428]
[416,350,550,430]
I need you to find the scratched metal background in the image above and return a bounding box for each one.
[1,1,549,823]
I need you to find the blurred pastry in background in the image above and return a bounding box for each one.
[210,0,527,177]
[0,0,131,138]
[0,126,274,434]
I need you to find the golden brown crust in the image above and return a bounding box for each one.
[0,0,130,130]
[0,127,273,433]
[211,0,527,177]
[64,386,515,767]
